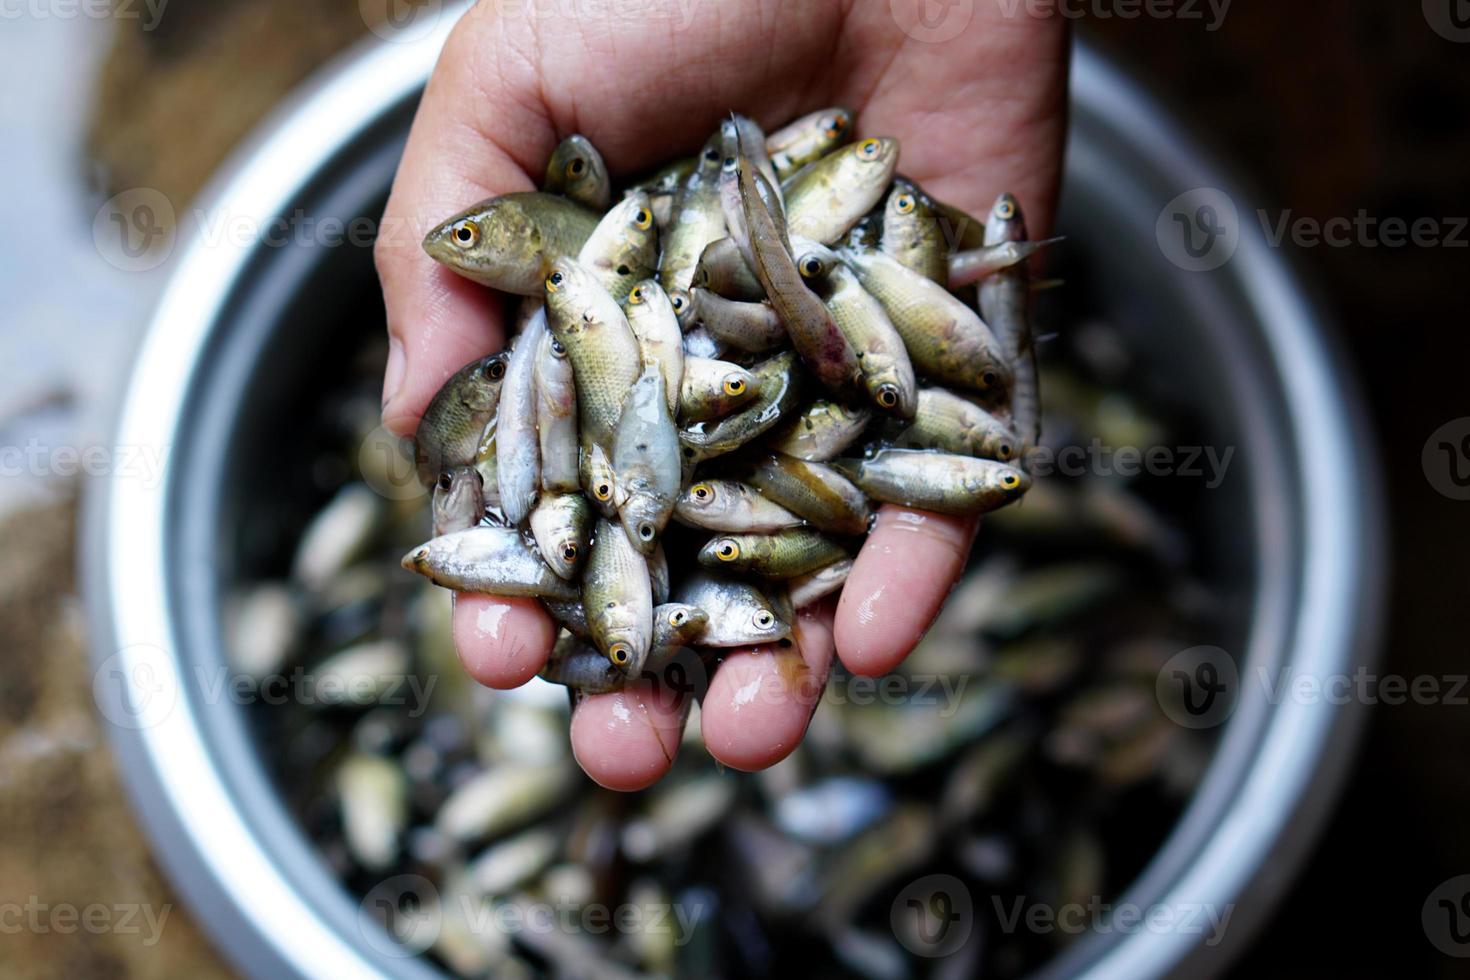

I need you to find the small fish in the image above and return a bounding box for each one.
[674,478,804,532]
[879,178,946,283]
[739,149,863,396]
[612,363,680,553]
[948,237,1063,288]
[583,518,654,672]
[543,598,591,639]
[292,484,384,591]
[579,438,618,517]
[543,134,611,211]
[435,763,572,842]
[649,542,670,605]
[689,288,786,353]
[766,106,854,182]
[539,632,625,694]
[678,350,802,463]
[787,557,853,608]
[698,529,848,579]
[719,117,783,272]
[679,356,759,421]
[623,280,685,415]
[883,387,1018,460]
[744,451,871,535]
[496,304,545,524]
[413,352,508,485]
[782,137,899,244]
[627,156,696,229]
[832,448,1030,516]
[337,753,408,871]
[676,572,791,647]
[841,246,1012,394]
[402,527,579,600]
[692,236,765,301]
[472,420,500,508]
[528,491,593,580]
[659,133,727,307]
[577,192,659,302]
[534,329,579,493]
[432,465,485,536]
[423,192,600,294]
[978,193,1042,456]
[545,257,643,449]
[766,400,873,462]
[797,239,917,418]
[646,603,709,670]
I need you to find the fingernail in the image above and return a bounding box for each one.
[383,335,406,408]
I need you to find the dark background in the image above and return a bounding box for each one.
[1085,3,1470,976]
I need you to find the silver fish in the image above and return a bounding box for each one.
[496,303,545,523]
[402,527,578,599]
[676,572,790,647]
[613,362,680,553]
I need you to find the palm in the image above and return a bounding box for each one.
[377,0,1068,789]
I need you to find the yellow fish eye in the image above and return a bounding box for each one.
[997,198,1018,220]
[566,156,587,178]
[875,386,898,409]
[628,285,645,305]
[858,138,881,159]
[1001,473,1020,489]
[799,256,823,278]
[561,543,578,562]
[998,442,1013,460]
[723,377,746,397]
[690,483,714,503]
[895,194,915,214]
[452,220,480,248]
[609,643,631,666]
[633,208,653,230]
[822,112,849,138]
[594,481,613,501]
[715,540,740,561]
[545,270,565,292]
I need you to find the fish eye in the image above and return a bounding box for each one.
[998,442,1013,460]
[436,472,453,491]
[715,540,740,561]
[634,208,652,230]
[670,609,688,626]
[609,643,631,666]
[822,113,848,138]
[567,156,587,178]
[546,271,565,292]
[670,292,687,313]
[875,386,899,409]
[549,338,567,357]
[690,483,714,503]
[451,220,480,248]
[703,147,720,162]
[894,193,915,214]
[799,255,823,278]
[753,610,775,630]
[722,156,738,172]
[723,377,746,396]
[594,481,613,501]
[628,285,645,305]
[980,370,999,389]
[997,199,1017,220]
[1001,472,1021,489]
[483,358,507,381]
[561,544,578,562]
[639,523,656,541]
[858,138,881,159]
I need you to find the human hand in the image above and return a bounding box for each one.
[376,0,1068,789]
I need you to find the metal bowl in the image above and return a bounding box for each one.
[83,19,1383,980]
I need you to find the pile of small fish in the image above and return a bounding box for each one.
[233,289,1225,977]
[403,109,1056,686]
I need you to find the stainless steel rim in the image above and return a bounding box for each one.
[82,19,1383,980]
